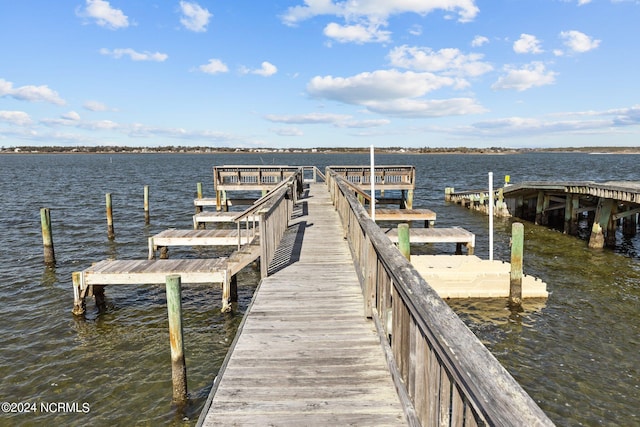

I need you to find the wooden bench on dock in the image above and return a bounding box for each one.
[383,226,475,255]
[148,229,257,259]
[373,208,437,227]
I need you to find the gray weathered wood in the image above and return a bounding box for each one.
[199,183,408,426]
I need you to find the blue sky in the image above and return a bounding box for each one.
[1,0,639,149]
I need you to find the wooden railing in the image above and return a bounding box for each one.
[327,169,554,427]
[328,165,415,189]
[214,165,301,189]
[233,169,302,277]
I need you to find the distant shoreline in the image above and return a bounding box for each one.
[2,146,640,155]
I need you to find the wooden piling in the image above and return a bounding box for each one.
[40,208,55,265]
[397,223,410,261]
[165,274,188,403]
[195,182,203,214]
[106,193,115,239]
[444,187,454,202]
[72,272,85,315]
[144,185,150,224]
[509,222,524,308]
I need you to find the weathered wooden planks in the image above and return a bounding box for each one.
[199,183,407,426]
[373,208,436,222]
[81,258,228,286]
[383,226,475,254]
[148,229,257,259]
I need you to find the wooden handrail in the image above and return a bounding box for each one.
[327,169,554,427]
[230,169,301,271]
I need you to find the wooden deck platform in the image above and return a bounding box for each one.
[411,255,548,298]
[81,258,229,286]
[383,226,475,254]
[193,211,260,228]
[148,229,256,259]
[199,183,407,426]
[373,208,436,227]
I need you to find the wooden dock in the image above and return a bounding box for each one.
[148,229,257,259]
[71,165,553,426]
[373,208,437,227]
[198,183,407,426]
[447,180,640,248]
[193,211,260,228]
[382,226,475,255]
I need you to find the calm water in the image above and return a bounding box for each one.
[0,152,638,426]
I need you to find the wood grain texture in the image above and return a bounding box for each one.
[200,183,407,426]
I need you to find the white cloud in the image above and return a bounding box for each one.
[271,127,304,136]
[492,62,557,91]
[513,34,544,54]
[577,0,592,5]
[199,59,229,74]
[264,112,390,128]
[365,97,486,118]
[323,22,391,43]
[282,0,480,26]
[0,78,65,105]
[83,100,113,111]
[281,0,479,45]
[62,111,81,121]
[265,112,354,124]
[388,45,493,78]
[179,1,212,32]
[99,48,168,62]
[308,70,455,104]
[0,110,33,126]
[77,0,129,30]
[560,30,601,53]
[408,25,422,36]
[306,69,486,117]
[241,62,278,77]
[471,35,489,47]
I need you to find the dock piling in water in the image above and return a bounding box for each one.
[144,185,150,224]
[40,207,55,265]
[510,222,524,308]
[106,193,115,239]
[165,274,188,403]
[397,223,410,260]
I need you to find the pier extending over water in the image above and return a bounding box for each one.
[71,165,552,426]
[446,180,640,249]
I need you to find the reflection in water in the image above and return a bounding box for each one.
[40,266,58,287]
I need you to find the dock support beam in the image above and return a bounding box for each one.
[165,274,188,403]
[40,207,55,265]
[623,211,637,236]
[589,198,614,249]
[509,223,524,308]
[72,272,85,315]
[221,271,235,313]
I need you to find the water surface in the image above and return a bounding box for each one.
[0,152,638,426]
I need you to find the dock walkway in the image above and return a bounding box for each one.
[199,183,407,426]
